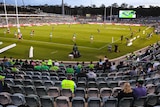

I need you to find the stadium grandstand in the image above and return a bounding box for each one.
[0,2,75,25]
[0,0,160,107]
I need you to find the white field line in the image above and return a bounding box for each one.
[98,28,132,50]
[105,27,129,30]
[114,26,151,43]
[98,26,152,50]
[145,26,151,30]
[98,44,108,50]
[0,27,151,51]
[0,36,98,50]
[98,27,131,50]
[0,43,16,53]
[51,51,58,54]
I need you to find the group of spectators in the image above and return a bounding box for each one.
[59,71,148,103]
[0,14,75,26]
[117,80,147,101]
[0,41,160,105]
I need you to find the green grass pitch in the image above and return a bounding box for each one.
[0,24,159,61]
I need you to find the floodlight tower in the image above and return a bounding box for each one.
[22,0,25,7]
[110,5,112,23]
[15,0,21,33]
[62,0,65,16]
[104,6,106,22]
[90,0,92,7]
[3,0,9,31]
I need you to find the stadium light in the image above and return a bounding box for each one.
[104,6,106,22]
[90,0,92,7]
[110,5,112,23]
[22,0,25,7]
[62,0,64,15]
[15,0,21,33]
[3,0,9,31]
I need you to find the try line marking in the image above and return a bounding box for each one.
[0,36,98,50]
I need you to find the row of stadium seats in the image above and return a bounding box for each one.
[2,68,159,81]
[0,92,160,107]
[5,77,160,88]
[4,77,160,90]
[5,84,158,98]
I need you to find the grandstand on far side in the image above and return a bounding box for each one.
[0,3,75,26]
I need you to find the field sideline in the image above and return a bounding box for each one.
[0,23,159,61]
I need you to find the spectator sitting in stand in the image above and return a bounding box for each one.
[3,58,11,68]
[41,60,47,66]
[117,61,125,70]
[87,68,97,79]
[74,62,82,74]
[128,66,137,76]
[54,60,60,66]
[30,60,36,66]
[103,59,111,72]
[110,62,117,71]
[117,82,134,101]
[137,65,146,76]
[34,63,42,71]
[47,59,53,67]
[59,61,66,68]
[49,62,59,72]
[66,65,75,74]
[153,60,160,69]
[88,61,95,70]
[11,65,20,73]
[41,63,49,71]
[61,75,76,93]
[133,80,147,99]
[95,59,103,70]
[147,64,154,75]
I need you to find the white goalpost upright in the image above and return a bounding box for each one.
[3,0,9,31]
[15,0,21,33]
